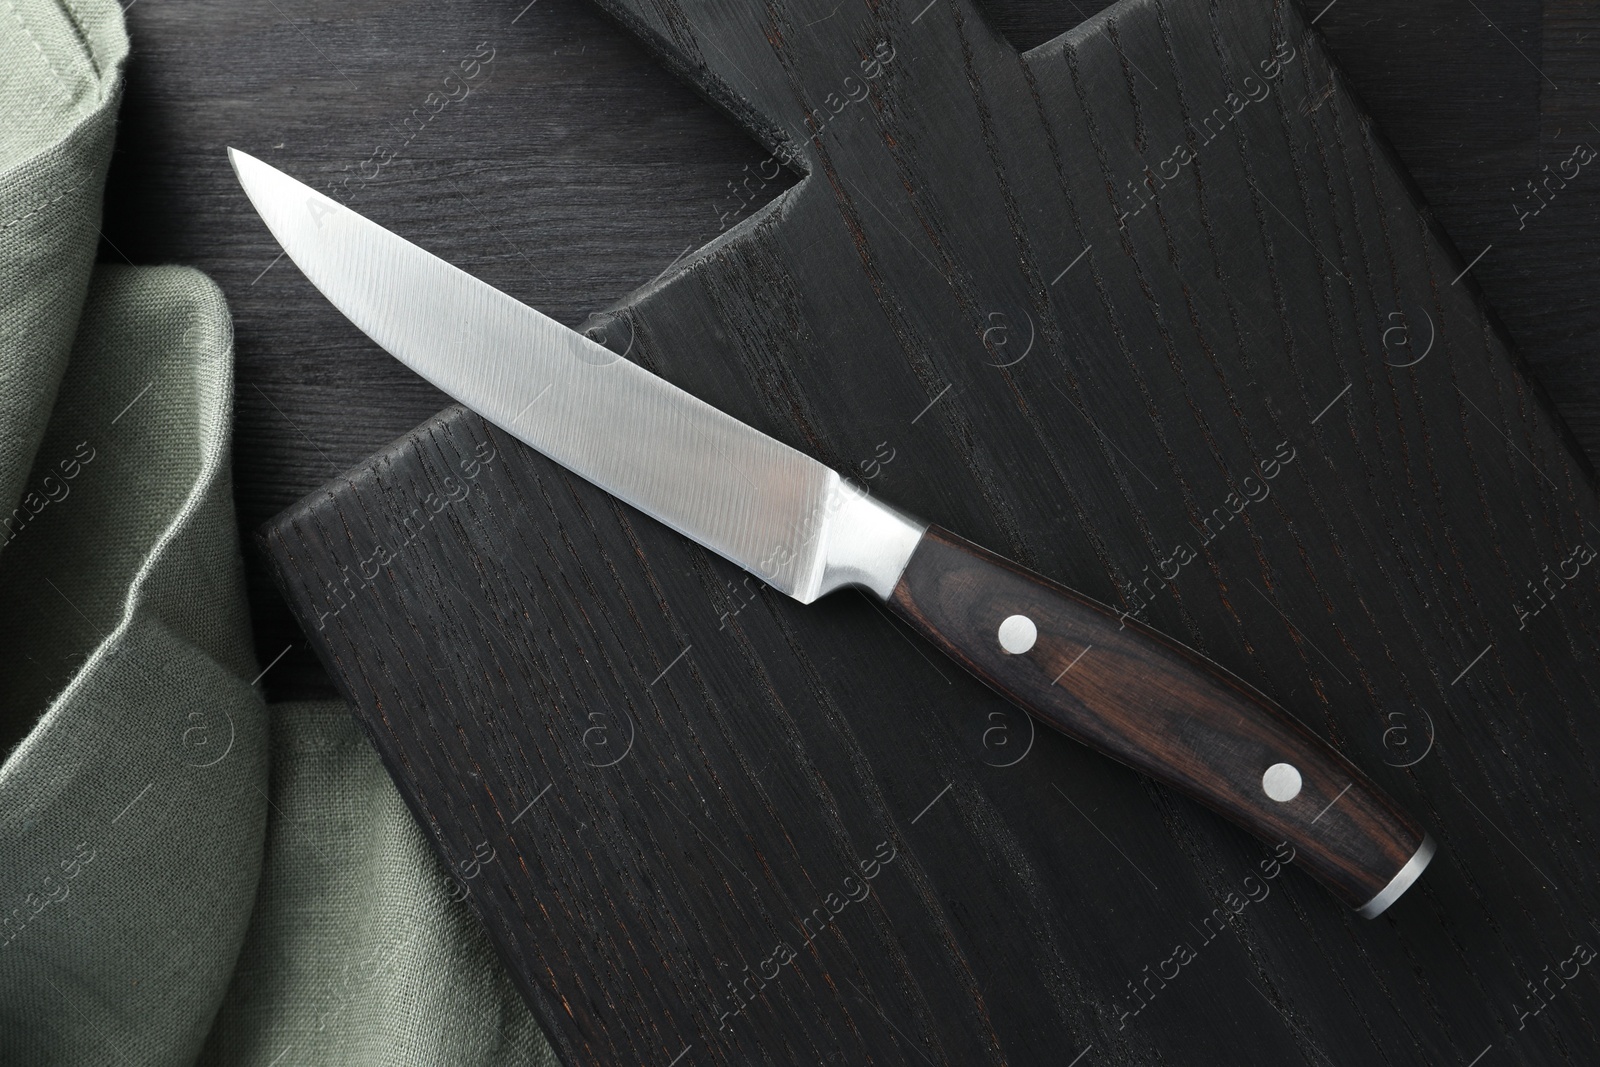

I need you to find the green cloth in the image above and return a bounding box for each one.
[0,2,556,1064]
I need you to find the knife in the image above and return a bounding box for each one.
[229,148,1434,918]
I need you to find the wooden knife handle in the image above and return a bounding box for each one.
[887,526,1434,916]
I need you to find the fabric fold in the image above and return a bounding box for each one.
[0,2,555,1064]
[198,701,557,1067]
[0,263,267,1064]
[0,0,128,552]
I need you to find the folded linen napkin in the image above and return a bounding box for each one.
[0,1,553,1062]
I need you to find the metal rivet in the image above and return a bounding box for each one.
[998,614,1037,654]
[1262,763,1302,802]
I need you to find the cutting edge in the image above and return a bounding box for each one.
[227,147,926,602]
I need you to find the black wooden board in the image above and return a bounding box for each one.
[246,0,1600,1064]
[101,0,1600,706]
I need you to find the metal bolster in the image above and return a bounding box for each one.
[799,480,928,603]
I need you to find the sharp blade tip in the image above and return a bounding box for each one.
[227,148,291,201]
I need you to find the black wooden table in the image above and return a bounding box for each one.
[104,0,1600,1064]
[105,0,1600,700]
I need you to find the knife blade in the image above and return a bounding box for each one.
[230,148,1434,918]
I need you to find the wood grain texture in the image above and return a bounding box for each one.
[248,0,1600,1064]
[101,0,1600,699]
[888,525,1428,911]
[98,0,1600,1063]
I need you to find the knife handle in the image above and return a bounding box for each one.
[886,525,1434,917]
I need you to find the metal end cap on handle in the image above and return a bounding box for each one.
[1356,833,1436,919]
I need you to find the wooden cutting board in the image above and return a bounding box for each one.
[263,0,1600,1062]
